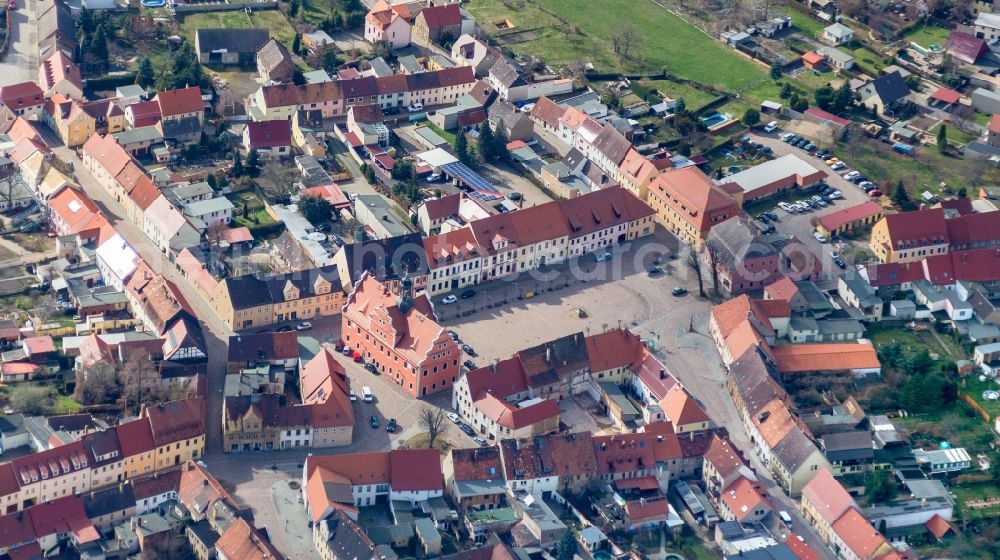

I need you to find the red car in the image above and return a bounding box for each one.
[352,351,363,363]
[868,190,882,198]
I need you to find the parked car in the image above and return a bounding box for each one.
[459,423,475,436]
[349,389,357,402]
[296,322,312,331]
[830,162,847,171]
[843,171,861,181]
[828,190,843,199]
[386,419,397,433]
[370,415,379,429]
[813,232,828,243]
[441,295,458,305]
[763,211,778,221]
[364,363,378,374]
[804,143,816,151]
[764,121,779,133]
[474,437,489,447]
[648,266,665,276]
[341,346,353,356]
[859,181,875,190]
[781,132,795,142]
[448,330,460,341]
[595,251,612,262]
[462,344,477,356]
[834,257,847,269]
[447,412,460,423]
[461,289,476,299]
[352,352,364,363]
[427,173,442,183]
[407,102,424,112]
[671,287,688,296]
[509,191,522,201]
[816,149,832,158]
[869,189,883,198]
[463,359,477,370]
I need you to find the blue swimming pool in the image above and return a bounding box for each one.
[701,113,727,127]
[141,0,165,7]
[593,552,613,560]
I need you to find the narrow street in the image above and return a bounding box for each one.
[36,126,234,458]
[0,0,38,87]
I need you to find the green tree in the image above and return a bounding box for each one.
[742,108,761,127]
[246,149,260,175]
[557,530,577,560]
[292,68,306,85]
[891,180,911,208]
[957,186,968,199]
[492,127,510,162]
[137,57,155,89]
[832,82,854,114]
[292,33,302,55]
[231,151,244,177]
[779,83,793,99]
[391,159,415,181]
[900,372,956,413]
[990,452,1000,482]
[170,42,203,89]
[790,94,808,112]
[770,61,783,80]
[864,470,896,505]
[815,85,835,111]
[674,98,686,115]
[906,348,933,375]
[90,25,110,70]
[455,132,472,164]
[478,121,496,161]
[299,194,332,224]
[878,341,903,369]
[79,8,96,35]
[289,0,301,17]
[937,124,948,154]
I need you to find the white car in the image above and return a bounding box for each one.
[778,202,794,212]
[813,231,828,243]
[595,252,612,262]
[447,412,460,423]
[780,132,794,141]
[763,121,779,133]
[441,295,458,304]
[349,389,357,402]
[296,322,312,331]
[407,102,424,112]
[843,171,861,181]
[830,162,847,171]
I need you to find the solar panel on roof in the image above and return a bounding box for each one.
[442,162,498,193]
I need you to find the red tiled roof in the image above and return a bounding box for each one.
[306,452,391,487]
[721,476,771,521]
[925,513,955,539]
[817,201,884,232]
[418,3,461,30]
[115,417,156,458]
[771,342,880,373]
[801,468,855,526]
[246,119,292,149]
[944,30,987,63]
[703,434,748,479]
[0,81,44,109]
[23,336,55,354]
[802,51,824,65]
[930,87,961,104]
[593,433,656,476]
[832,508,889,559]
[584,328,645,373]
[805,107,852,127]
[215,518,283,560]
[474,393,560,429]
[990,115,1000,134]
[785,533,821,560]
[660,386,709,426]
[390,449,443,491]
[221,226,254,244]
[764,277,799,302]
[530,96,566,129]
[880,208,947,250]
[625,496,670,523]
[156,86,203,117]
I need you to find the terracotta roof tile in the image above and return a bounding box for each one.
[832,508,889,560]
[771,342,880,373]
[802,468,856,526]
[156,86,203,117]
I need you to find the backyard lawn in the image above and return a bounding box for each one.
[784,6,825,38]
[227,190,279,229]
[177,9,297,48]
[930,123,979,146]
[902,23,951,48]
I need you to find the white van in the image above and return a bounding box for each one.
[764,121,779,133]
[778,510,793,527]
[349,389,357,402]
[362,386,373,402]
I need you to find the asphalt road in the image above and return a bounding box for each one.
[0,0,37,87]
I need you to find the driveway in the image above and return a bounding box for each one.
[0,0,38,86]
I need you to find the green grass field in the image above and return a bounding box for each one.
[931,123,978,146]
[902,23,951,48]
[785,8,825,38]
[177,9,297,48]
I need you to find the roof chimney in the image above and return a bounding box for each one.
[659,369,666,380]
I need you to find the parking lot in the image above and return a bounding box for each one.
[746,132,878,287]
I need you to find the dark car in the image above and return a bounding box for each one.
[671,287,688,296]
[648,266,664,276]
[386,419,397,433]
[364,363,378,374]
[459,423,475,436]
[461,289,476,299]
[276,325,293,332]
[463,359,477,370]
[370,415,379,429]
[834,258,847,269]
[462,344,477,356]
[448,330,460,341]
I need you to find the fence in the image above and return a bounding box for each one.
[958,392,992,423]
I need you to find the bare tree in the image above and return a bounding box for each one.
[118,350,157,416]
[686,248,705,297]
[610,24,643,61]
[74,361,121,405]
[205,221,228,249]
[419,407,449,448]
